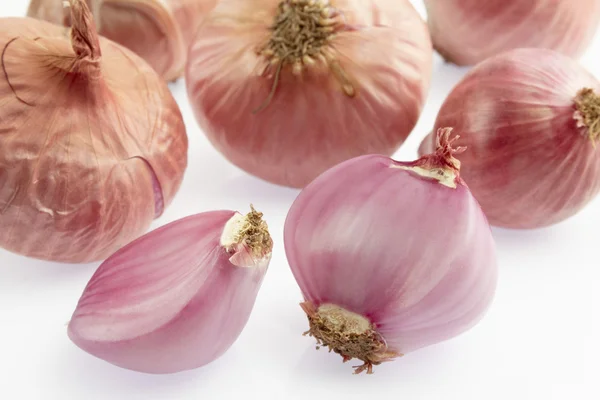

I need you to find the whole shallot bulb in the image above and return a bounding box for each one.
[0,0,187,263]
[419,49,600,229]
[284,129,497,374]
[424,0,600,65]
[69,207,272,373]
[27,0,219,81]
[186,0,432,188]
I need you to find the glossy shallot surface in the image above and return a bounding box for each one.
[68,207,272,374]
[424,0,600,65]
[285,129,498,373]
[420,49,600,229]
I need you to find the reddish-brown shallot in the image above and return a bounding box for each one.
[27,0,219,81]
[419,48,600,229]
[285,128,498,374]
[186,0,432,188]
[424,0,600,66]
[68,207,272,374]
[0,0,187,263]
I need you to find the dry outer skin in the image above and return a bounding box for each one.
[27,0,219,80]
[0,5,187,262]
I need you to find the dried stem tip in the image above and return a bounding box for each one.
[575,88,600,142]
[301,302,398,374]
[393,127,465,188]
[66,0,101,60]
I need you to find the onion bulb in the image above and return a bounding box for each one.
[285,128,497,373]
[419,48,600,229]
[186,0,432,188]
[424,0,600,65]
[0,0,187,263]
[27,0,219,81]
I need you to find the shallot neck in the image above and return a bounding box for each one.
[254,0,355,112]
[394,127,465,188]
[575,88,600,142]
[67,0,102,77]
[301,302,398,374]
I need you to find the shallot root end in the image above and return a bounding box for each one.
[300,301,399,374]
[574,88,600,143]
[253,0,355,113]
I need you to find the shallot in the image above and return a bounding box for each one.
[424,0,600,65]
[27,0,219,81]
[419,48,600,229]
[186,0,432,188]
[284,128,498,374]
[68,206,272,374]
[0,0,187,262]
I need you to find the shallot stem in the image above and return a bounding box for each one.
[67,0,101,60]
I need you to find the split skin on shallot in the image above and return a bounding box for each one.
[285,129,498,374]
[68,207,272,374]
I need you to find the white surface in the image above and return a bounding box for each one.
[1,1,599,399]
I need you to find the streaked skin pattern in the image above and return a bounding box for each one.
[419,49,600,229]
[186,0,432,188]
[425,0,600,65]
[0,6,187,262]
[27,0,219,81]
[284,152,497,360]
[68,210,270,374]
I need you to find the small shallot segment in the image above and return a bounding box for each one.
[68,207,273,374]
[0,0,187,263]
[419,48,600,229]
[186,0,432,188]
[284,129,498,374]
[424,0,600,65]
[27,0,219,81]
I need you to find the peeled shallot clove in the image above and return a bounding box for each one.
[68,207,272,374]
[284,128,498,374]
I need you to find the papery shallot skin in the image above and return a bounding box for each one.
[186,0,432,188]
[420,49,600,229]
[424,0,600,65]
[284,147,497,364]
[68,210,271,374]
[0,3,187,263]
[27,0,219,81]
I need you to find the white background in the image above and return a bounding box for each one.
[1,1,599,399]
